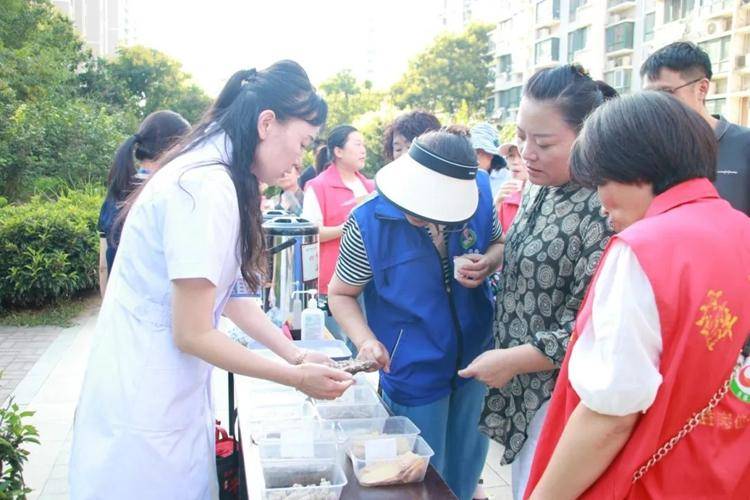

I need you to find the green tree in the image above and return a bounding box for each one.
[81,46,211,124]
[390,23,494,119]
[319,70,384,128]
[500,122,517,144]
[354,105,399,177]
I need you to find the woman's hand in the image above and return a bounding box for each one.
[459,345,555,388]
[455,253,493,288]
[458,348,519,388]
[357,338,391,373]
[495,179,522,205]
[293,363,353,399]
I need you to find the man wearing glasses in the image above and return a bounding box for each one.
[641,41,750,217]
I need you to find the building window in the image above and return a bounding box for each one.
[498,54,513,74]
[499,86,522,110]
[604,68,632,93]
[569,0,587,22]
[568,27,588,62]
[699,36,731,74]
[705,98,726,116]
[535,37,561,65]
[536,0,560,25]
[663,0,695,23]
[486,96,496,116]
[606,22,634,53]
[644,12,655,41]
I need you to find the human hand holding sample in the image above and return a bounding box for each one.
[454,253,491,288]
[357,338,391,373]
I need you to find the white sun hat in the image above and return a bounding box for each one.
[375,139,479,224]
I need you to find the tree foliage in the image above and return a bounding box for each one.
[390,23,494,119]
[0,1,210,200]
[319,70,384,129]
[80,46,211,124]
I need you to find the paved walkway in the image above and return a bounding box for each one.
[0,327,63,404]
[16,303,513,499]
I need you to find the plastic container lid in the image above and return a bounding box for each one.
[336,416,421,449]
[312,385,380,407]
[257,419,337,446]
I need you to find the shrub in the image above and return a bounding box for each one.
[0,393,39,499]
[0,98,133,200]
[0,188,103,310]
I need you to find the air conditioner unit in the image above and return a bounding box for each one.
[621,55,632,67]
[538,27,552,38]
[706,19,730,35]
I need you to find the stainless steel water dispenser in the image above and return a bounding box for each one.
[262,216,319,338]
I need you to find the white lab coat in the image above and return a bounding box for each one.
[70,134,241,499]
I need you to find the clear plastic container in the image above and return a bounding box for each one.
[337,416,420,454]
[247,389,308,410]
[257,419,337,445]
[259,439,339,462]
[313,385,388,420]
[313,385,379,406]
[261,460,346,500]
[247,401,315,439]
[350,436,434,487]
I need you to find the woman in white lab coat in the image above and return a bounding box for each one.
[69,61,353,500]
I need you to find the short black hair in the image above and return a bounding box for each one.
[418,129,477,167]
[524,63,618,132]
[570,91,716,195]
[383,110,442,161]
[640,41,713,81]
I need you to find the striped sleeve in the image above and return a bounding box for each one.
[334,216,374,286]
[490,206,502,242]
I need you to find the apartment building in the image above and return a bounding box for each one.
[53,0,134,58]
[489,0,750,126]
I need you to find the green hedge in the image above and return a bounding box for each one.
[0,188,103,311]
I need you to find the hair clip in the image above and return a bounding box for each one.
[571,63,591,79]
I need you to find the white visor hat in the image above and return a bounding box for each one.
[375,140,479,224]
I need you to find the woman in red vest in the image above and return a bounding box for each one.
[526,92,750,499]
[303,125,374,339]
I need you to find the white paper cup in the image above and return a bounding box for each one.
[453,255,472,280]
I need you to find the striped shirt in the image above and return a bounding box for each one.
[335,210,502,288]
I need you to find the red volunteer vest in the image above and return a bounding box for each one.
[307,164,374,294]
[498,190,522,235]
[526,179,750,499]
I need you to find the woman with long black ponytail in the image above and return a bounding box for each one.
[98,110,190,296]
[71,61,353,499]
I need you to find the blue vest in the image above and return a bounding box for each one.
[353,171,496,405]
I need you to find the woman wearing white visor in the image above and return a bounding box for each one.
[328,129,504,500]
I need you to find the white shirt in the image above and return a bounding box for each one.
[301,172,368,224]
[569,239,664,416]
[70,133,240,499]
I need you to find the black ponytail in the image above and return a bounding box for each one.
[106,110,190,203]
[314,145,331,173]
[108,135,140,202]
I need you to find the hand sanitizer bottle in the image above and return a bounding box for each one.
[300,290,325,341]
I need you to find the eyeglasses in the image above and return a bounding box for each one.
[656,77,705,94]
